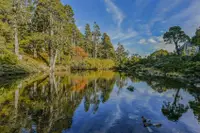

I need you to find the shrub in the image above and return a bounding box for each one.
[0,49,18,65]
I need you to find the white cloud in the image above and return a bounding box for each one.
[104,0,125,28]
[164,0,200,36]
[138,39,147,45]
[148,38,157,44]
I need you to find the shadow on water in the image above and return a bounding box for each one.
[0,71,200,133]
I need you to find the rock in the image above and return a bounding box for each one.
[194,83,200,88]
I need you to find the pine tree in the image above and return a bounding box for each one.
[115,43,128,68]
[83,24,93,56]
[92,22,101,58]
[100,33,115,59]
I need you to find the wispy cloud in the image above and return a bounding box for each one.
[112,30,138,41]
[104,0,125,28]
[166,0,200,36]
[138,39,147,45]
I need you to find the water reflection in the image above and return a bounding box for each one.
[0,72,200,133]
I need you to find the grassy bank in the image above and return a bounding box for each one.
[0,48,116,76]
[0,48,49,76]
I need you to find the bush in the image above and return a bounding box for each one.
[192,53,200,61]
[0,49,18,65]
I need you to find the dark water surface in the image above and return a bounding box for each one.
[0,71,200,133]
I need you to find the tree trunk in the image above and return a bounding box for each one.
[175,42,180,55]
[173,88,180,106]
[94,43,97,58]
[49,13,57,72]
[49,49,58,73]
[33,47,37,58]
[14,24,19,57]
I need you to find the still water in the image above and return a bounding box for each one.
[0,71,200,133]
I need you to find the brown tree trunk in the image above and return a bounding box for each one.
[49,13,57,72]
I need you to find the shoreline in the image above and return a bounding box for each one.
[124,67,200,88]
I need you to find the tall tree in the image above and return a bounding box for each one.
[163,26,190,55]
[100,33,115,59]
[115,43,128,69]
[83,24,92,56]
[92,22,101,58]
[12,0,31,58]
[85,24,92,41]
[33,0,68,72]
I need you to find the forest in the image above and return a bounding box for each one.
[0,0,121,76]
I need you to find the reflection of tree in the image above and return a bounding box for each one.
[127,85,135,92]
[133,74,190,93]
[0,71,117,132]
[188,88,200,122]
[162,89,188,121]
[116,73,127,94]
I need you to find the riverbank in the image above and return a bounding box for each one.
[0,49,115,76]
[0,49,49,76]
[122,53,200,88]
[128,67,200,88]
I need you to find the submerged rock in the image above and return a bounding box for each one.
[194,83,200,88]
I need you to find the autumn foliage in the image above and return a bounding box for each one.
[72,46,88,60]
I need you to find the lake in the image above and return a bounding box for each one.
[0,71,200,133]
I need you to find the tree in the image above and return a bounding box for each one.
[163,26,190,55]
[100,33,115,59]
[33,0,69,72]
[12,0,32,58]
[115,43,128,69]
[83,24,93,56]
[150,49,169,59]
[192,27,200,51]
[85,24,92,41]
[92,22,101,58]
[162,88,188,121]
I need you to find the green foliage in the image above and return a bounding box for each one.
[192,27,200,47]
[150,49,169,59]
[115,43,128,69]
[92,22,101,58]
[99,33,115,59]
[0,49,18,65]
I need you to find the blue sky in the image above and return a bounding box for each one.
[62,0,200,56]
